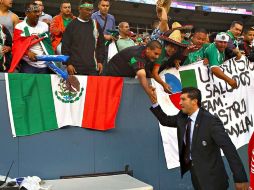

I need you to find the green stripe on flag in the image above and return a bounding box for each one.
[7,74,58,136]
[179,69,198,88]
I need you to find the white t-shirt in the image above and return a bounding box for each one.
[15,20,49,68]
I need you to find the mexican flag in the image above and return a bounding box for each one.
[5,73,123,137]
[9,26,54,72]
[152,57,254,169]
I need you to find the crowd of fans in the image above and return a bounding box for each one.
[0,0,254,99]
[0,1,253,188]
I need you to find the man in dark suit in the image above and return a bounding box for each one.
[149,87,248,190]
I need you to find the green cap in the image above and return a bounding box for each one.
[80,3,94,9]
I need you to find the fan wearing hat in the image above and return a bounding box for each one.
[204,32,237,89]
[170,22,193,44]
[151,27,188,93]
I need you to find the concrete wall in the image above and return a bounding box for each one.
[0,74,249,190]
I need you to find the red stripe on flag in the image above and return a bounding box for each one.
[169,93,181,110]
[82,76,123,130]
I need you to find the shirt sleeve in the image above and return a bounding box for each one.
[95,22,105,64]
[50,16,62,36]
[112,15,116,30]
[206,45,220,67]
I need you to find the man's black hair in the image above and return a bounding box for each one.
[182,87,202,107]
[61,0,71,5]
[194,28,207,34]
[230,21,243,28]
[146,40,162,50]
[243,27,254,34]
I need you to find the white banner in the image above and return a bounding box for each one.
[152,56,254,169]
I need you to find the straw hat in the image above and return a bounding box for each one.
[171,22,193,31]
[160,29,188,47]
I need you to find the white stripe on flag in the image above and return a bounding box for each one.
[5,73,16,137]
[51,75,87,128]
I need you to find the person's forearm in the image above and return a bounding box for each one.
[137,74,151,96]
[159,21,169,33]
[159,11,169,32]
[152,72,166,87]
[211,67,232,83]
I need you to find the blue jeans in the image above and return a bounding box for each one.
[20,60,51,74]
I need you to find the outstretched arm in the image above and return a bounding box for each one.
[150,105,178,127]
[211,67,237,89]
[152,65,172,94]
[147,78,178,127]
[156,6,169,33]
[136,69,156,103]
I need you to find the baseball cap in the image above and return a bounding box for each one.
[215,32,229,42]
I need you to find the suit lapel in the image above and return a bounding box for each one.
[191,108,203,151]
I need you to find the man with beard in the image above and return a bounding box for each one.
[116,22,135,52]
[50,0,75,54]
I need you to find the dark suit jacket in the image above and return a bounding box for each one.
[150,105,248,190]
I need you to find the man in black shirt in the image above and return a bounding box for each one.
[106,40,162,103]
[62,0,105,75]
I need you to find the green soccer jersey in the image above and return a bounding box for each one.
[183,43,210,65]
[226,31,237,46]
[205,43,225,67]
[182,39,190,45]
[63,17,72,28]
[155,47,168,65]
